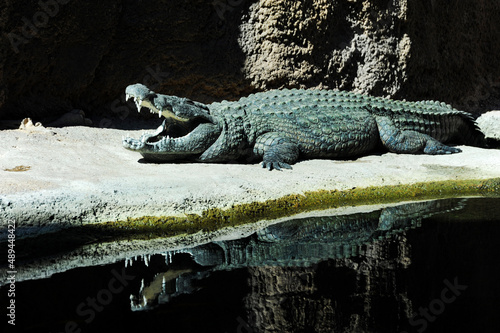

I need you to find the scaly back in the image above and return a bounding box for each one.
[210,88,485,147]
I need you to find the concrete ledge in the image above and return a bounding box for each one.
[1,126,500,239]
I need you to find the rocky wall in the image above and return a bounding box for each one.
[0,0,498,124]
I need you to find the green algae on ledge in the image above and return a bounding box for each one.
[8,178,500,261]
[90,177,500,241]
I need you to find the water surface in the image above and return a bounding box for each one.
[2,197,500,332]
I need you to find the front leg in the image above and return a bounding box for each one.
[253,132,299,170]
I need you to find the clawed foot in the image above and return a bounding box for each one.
[254,132,299,171]
[261,160,293,171]
[424,144,462,155]
[260,140,299,171]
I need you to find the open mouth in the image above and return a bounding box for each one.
[123,94,211,147]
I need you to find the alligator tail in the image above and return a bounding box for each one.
[456,113,487,147]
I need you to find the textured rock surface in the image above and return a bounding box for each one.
[0,0,499,124]
[239,0,411,95]
[0,0,248,122]
[477,111,500,140]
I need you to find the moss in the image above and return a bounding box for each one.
[4,165,31,172]
[10,177,500,260]
[90,177,500,241]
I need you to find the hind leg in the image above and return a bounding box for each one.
[376,116,462,155]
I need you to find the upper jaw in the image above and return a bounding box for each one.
[125,93,143,114]
[126,94,191,123]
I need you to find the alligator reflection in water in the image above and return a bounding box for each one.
[129,199,465,330]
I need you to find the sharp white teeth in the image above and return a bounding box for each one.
[158,110,162,118]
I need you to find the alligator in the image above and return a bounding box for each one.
[122,84,486,170]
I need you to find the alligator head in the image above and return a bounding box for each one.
[122,84,222,161]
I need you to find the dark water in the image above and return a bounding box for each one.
[2,197,500,333]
